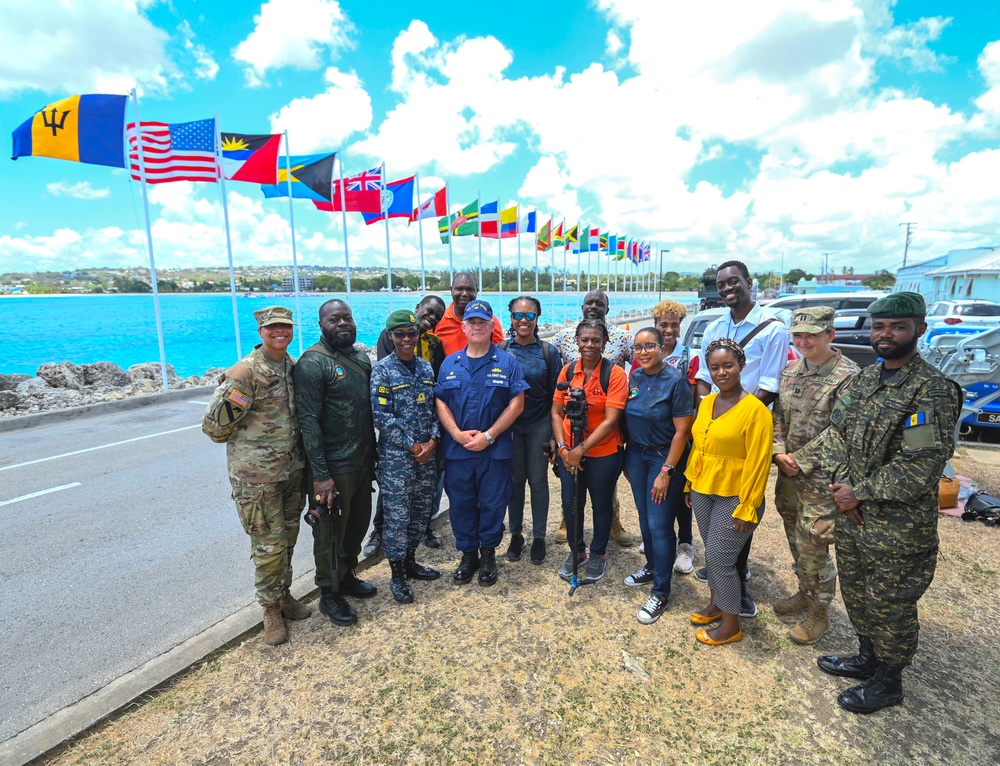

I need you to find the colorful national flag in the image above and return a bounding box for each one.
[553,222,565,248]
[438,199,479,243]
[317,166,384,212]
[127,119,218,184]
[411,186,447,223]
[362,176,416,225]
[477,200,499,236]
[219,133,281,183]
[12,93,127,168]
[599,232,609,252]
[608,235,617,255]
[483,205,518,239]
[261,152,336,201]
[579,227,590,251]
[588,227,600,252]
[565,224,579,250]
[617,237,627,258]
[537,219,552,251]
[521,210,537,233]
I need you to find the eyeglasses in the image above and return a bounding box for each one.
[511,311,537,321]
[630,343,661,353]
[390,329,419,340]
[576,337,603,346]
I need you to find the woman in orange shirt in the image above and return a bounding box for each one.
[684,338,773,645]
[551,319,629,584]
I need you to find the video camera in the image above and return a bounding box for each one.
[557,381,588,440]
[303,495,340,528]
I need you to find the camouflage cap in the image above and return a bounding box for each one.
[254,306,295,327]
[790,306,835,334]
[386,308,418,330]
[867,291,926,318]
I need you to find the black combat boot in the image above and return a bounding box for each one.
[837,661,905,713]
[478,547,498,587]
[319,587,357,627]
[388,559,413,604]
[454,550,480,584]
[405,548,441,580]
[340,569,377,598]
[817,635,879,679]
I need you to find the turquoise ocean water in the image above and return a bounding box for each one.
[4,291,690,377]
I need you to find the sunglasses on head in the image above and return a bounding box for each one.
[390,329,419,339]
[512,311,537,321]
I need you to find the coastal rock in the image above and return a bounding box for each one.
[16,377,54,394]
[0,391,18,410]
[0,373,30,392]
[37,362,85,390]
[198,367,226,385]
[81,362,129,387]
[127,363,181,387]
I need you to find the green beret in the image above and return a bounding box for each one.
[867,291,926,318]
[386,308,418,331]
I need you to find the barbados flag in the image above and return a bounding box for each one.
[11,94,127,168]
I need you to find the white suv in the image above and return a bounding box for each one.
[926,299,1000,330]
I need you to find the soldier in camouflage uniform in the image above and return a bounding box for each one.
[201,306,310,646]
[793,292,962,713]
[772,307,860,645]
[371,309,443,603]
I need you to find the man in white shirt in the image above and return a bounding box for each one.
[694,260,790,616]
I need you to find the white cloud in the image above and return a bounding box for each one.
[269,67,373,152]
[233,0,354,87]
[0,0,171,96]
[179,21,219,80]
[46,181,112,200]
[870,15,953,72]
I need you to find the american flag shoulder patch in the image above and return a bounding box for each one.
[227,389,250,409]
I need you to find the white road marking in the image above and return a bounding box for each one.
[0,482,82,507]
[0,424,202,472]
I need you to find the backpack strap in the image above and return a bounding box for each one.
[541,340,553,378]
[498,339,510,351]
[567,357,614,395]
[738,318,781,349]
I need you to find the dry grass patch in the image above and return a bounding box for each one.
[47,467,1000,766]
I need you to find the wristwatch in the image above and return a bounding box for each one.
[661,464,676,477]
[484,431,496,446]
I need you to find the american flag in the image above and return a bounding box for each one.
[344,166,382,191]
[127,119,219,184]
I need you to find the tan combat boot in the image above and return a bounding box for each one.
[279,592,312,620]
[555,519,568,544]
[262,602,288,646]
[774,590,809,616]
[610,507,634,547]
[789,603,829,645]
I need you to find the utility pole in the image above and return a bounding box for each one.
[658,248,669,303]
[900,222,917,268]
[821,252,832,281]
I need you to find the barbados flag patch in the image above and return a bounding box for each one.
[906,412,926,428]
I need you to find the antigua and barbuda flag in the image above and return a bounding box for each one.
[220,132,281,183]
[12,93,127,168]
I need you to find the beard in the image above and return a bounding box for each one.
[872,333,919,360]
[322,326,356,350]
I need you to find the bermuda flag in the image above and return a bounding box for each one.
[411,186,447,223]
[315,166,383,212]
[127,119,218,183]
[219,132,281,183]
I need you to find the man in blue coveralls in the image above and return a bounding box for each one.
[435,300,529,586]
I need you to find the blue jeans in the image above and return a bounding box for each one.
[508,417,551,539]
[558,449,623,556]
[626,442,690,598]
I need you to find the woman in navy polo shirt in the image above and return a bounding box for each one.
[623,327,695,624]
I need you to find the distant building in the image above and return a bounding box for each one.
[793,276,876,293]
[894,246,1000,303]
[281,274,314,291]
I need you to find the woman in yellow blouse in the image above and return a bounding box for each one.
[684,338,774,645]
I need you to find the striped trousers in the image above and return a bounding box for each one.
[691,491,764,615]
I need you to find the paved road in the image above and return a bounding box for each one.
[0,399,318,742]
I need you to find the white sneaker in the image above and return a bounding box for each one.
[673,543,695,574]
[638,541,645,555]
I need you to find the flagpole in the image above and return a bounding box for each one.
[382,162,393,310]
[497,199,504,307]
[415,171,426,292]
[516,203,522,294]
[576,225,582,296]
[444,181,454,283]
[534,214,539,293]
[476,190,483,290]
[281,132,303,355]
[214,113,242,360]
[335,148,351,299]
[588,244,592,292]
[129,88,169,392]
[550,217,555,309]
[561,219,567,294]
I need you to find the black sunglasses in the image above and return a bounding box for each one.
[390,329,419,339]
[512,311,538,321]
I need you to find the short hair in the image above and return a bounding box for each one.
[635,326,664,345]
[418,294,445,309]
[716,260,750,281]
[319,298,349,318]
[575,318,609,343]
[705,337,746,369]
[652,299,688,320]
[451,271,478,288]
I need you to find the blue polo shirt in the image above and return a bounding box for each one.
[435,345,530,460]
[625,364,695,449]
[503,338,563,428]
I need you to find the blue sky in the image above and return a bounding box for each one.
[2,0,999,278]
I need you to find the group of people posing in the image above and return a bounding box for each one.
[203,261,961,716]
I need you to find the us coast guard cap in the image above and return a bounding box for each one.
[254,306,295,327]
[463,300,494,321]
